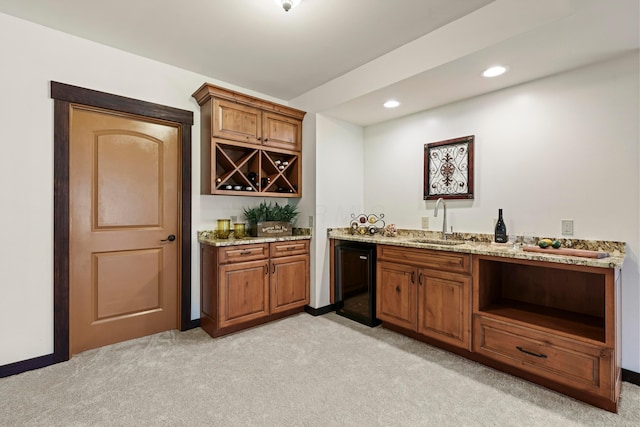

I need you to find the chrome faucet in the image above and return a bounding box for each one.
[434,198,453,240]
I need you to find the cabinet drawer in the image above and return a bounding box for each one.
[378,245,470,274]
[270,240,309,257]
[218,243,269,264]
[473,316,613,397]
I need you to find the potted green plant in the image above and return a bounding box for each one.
[243,201,299,237]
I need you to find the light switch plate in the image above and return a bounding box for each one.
[421,217,429,229]
[561,219,574,236]
[309,215,314,228]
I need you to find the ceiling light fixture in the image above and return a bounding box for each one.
[274,0,302,12]
[384,100,400,108]
[482,65,508,78]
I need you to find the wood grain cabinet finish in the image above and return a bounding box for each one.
[212,98,262,144]
[218,259,270,329]
[270,241,310,314]
[376,245,472,350]
[472,254,620,411]
[200,240,309,338]
[193,83,306,197]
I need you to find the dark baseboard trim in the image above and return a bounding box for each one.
[0,354,57,378]
[622,368,640,386]
[304,304,335,316]
[183,318,201,331]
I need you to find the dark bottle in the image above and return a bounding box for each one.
[494,209,508,243]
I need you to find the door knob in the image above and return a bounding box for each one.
[161,234,176,242]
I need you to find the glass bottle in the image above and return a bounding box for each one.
[494,209,508,243]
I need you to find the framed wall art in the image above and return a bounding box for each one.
[424,135,474,200]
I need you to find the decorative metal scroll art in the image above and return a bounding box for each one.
[350,213,385,235]
[424,135,474,200]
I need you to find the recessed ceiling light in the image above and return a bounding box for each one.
[483,65,508,78]
[384,100,400,108]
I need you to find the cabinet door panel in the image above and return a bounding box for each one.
[418,269,471,349]
[213,99,262,144]
[271,254,309,313]
[262,112,301,151]
[376,261,417,330]
[218,260,269,328]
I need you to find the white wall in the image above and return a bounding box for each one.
[362,52,640,371]
[0,12,303,366]
[314,115,365,306]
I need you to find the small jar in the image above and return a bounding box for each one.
[233,223,245,239]
[217,219,231,239]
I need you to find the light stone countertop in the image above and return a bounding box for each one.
[198,228,311,247]
[328,228,625,269]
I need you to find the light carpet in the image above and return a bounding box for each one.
[1,313,638,426]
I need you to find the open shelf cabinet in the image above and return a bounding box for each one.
[474,256,611,343]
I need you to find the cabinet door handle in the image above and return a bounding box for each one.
[418,273,423,286]
[240,250,252,255]
[264,138,269,142]
[272,264,276,274]
[395,285,400,293]
[264,265,268,275]
[257,137,262,141]
[516,346,547,359]
[411,272,415,283]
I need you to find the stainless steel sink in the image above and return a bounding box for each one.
[409,238,465,246]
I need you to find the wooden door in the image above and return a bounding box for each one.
[376,261,417,330]
[69,106,180,355]
[262,112,301,151]
[418,269,470,349]
[213,99,262,144]
[218,260,270,328]
[271,254,309,314]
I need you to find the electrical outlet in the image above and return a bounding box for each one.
[421,217,429,229]
[561,219,574,236]
[309,215,314,228]
[230,215,237,224]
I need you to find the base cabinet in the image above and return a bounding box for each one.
[376,245,471,350]
[200,240,309,337]
[370,243,621,412]
[271,254,310,314]
[218,260,270,329]
[472,255,620,410]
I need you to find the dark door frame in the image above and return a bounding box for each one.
[51,81,194,363]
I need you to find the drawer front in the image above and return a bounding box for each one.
[473,316,613,396]
[270,240,309,258]
[378,245,470,274]
[218,243,269,264]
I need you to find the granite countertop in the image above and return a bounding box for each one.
[328,228,625,269]
[198,228,312,247]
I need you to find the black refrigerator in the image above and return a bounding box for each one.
[334,241,380,327]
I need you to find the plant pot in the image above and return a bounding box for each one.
[250,221,293,237]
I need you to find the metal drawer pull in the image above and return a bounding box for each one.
[239,250,252,255]
[516,346,547,358]
[286,246,296,250]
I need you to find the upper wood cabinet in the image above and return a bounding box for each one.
[193,83,306,197]
[262,111,302,151]
[213,99,262,145]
